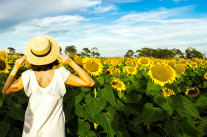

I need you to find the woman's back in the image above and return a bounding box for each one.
[22,67,70,137]
[33,69,56,88]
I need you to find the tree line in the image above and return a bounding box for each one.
[124,47,206,59]
[64,45,100,57]
[6,46,206,59]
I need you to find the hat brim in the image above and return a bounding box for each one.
[25,35,60,65]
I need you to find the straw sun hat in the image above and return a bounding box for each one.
[25,35,60,65]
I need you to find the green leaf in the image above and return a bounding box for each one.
[98,84,116,106]
[79,130,97,137]
[8,128,21,137]
[146,80,161,96]
[75,104,84,118]
[77,119,90,135]
[148,132,161,137]
[142,103,167,125]
[0,93,3,108]
[179,118,202,137]
[75,90,85,105]
[81,87,91,92]
[122,93,142,104]
[173,95,200,118]
[154,95,174,116]
[7,105,25,121]
[84,94,106,118]
[95,107,118,137]
[203,81,207,88]
[198,117,207,136]
[164,119,182,137]
[96,76,104,86]
[0,121,10,137]
[195,92,207,107]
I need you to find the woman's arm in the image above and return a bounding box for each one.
[56,54,95,87]
[2,56,26,94]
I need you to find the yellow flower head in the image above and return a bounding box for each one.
[126,66,137,75]
[189,62,198,68]
[110,78,126,92]
[82,57,103,77]
[138,57,150,66]
[74,54,83,66]
[173,64,186,74]
[111,68,121,77]
[204,73,207,80]
[185,87,200,98]
[0,50,8,58]
[0,58,10,73]
[148,63,176,87]
[160,88,176,97]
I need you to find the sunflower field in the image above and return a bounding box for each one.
[1,50,207,137]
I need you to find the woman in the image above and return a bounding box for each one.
[1,35,95,137]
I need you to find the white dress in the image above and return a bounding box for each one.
[21,67,70,137]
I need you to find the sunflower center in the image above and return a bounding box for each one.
[140,58,149,64]
[188,89,197,94]
[151,64,173,82]
[86,61,99,72]
[115,82,123,88]
[0,60,6,70]
[128,67,135,72]
[174,66,186,73]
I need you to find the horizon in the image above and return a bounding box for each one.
[0,0,207,57]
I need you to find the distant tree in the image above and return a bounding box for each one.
[136,47,155,57]
[8,47,15,54]
[124,50,134,57]
[185,47,204,59]
[59,47,62,54]
[170,48,184,58]
[91,47,100,57]
[81,48,91,57]
[64,45,77,56]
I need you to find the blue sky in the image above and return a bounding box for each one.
[0,0,207,57]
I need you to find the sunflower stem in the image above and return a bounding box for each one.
[94,87,97,98]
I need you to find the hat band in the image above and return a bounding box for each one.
[31,45,52,57]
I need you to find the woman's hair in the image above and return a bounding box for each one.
[30,59,59,71]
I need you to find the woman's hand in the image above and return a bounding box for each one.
[56,53,73,65]
[14,56,27,69]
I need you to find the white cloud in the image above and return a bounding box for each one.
[1,6,207,57]
[0,0,101,30]
[92,5,117,13]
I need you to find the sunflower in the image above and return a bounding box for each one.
[111,60,118,66]
[185,87,200,98]
[0,59,10,73]
[204,73,207,80]
[148,63,176,87]
[126,66,137,75]
[111,68,121,77]
[74,55,83,66]
[125,60,131,66]
[138,57,150,66]
[82,57,103,76]
[108,66,114,71]
[167,60,176,66]
[110,78,126,92]
[189,62,198,68]
[160,88,175,97]
[0,50,8,58]
[105,68,112,75]
[173,64,186,74]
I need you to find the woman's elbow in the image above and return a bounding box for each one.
[2,89,9,95]
[88,80,95,87]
